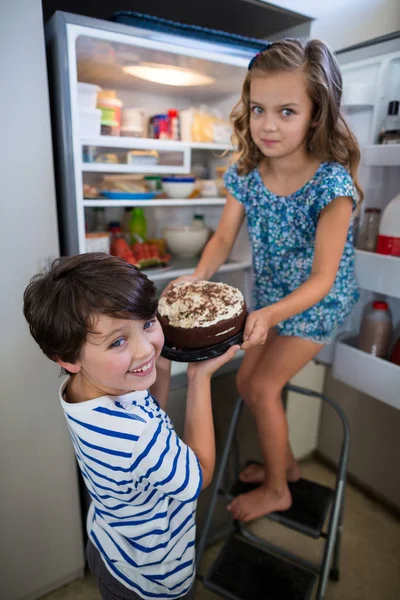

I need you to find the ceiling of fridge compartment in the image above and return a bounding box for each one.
[76,35,248,101]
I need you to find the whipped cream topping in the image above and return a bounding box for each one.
[158,281,245,329]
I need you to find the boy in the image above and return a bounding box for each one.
[23,253,239,600]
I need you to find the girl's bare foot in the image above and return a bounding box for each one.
[227,484,292,522]
[239,462,301,484]
[239,463,265,484]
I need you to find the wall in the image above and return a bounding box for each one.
[267,0,400,50]
[0,1,84,598]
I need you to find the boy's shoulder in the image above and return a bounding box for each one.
[59,377,164,429]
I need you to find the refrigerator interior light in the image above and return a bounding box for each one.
[123,63,215,86]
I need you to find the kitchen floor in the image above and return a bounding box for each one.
[41,459,400,600]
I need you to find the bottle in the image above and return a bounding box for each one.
[376,193,400,256]
[192,214,206,229]
[358,301,393,358]
[168,109,180,140]
[129,208,147,243]
[356,208,381,252]
[121,208,132,241]
[378,101,400,144]
[92,207,107,232]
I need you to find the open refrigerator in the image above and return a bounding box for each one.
[46,13,400,414]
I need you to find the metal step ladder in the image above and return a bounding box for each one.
[193,384,350,600]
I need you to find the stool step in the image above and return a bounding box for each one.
[230,473,333,538]
[204,535,317,600]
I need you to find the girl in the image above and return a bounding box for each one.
[169,38,361,522]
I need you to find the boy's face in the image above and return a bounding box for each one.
[62,314,164,397]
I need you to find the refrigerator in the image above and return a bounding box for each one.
[46,12,400,507]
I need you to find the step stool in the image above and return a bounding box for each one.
[193,383,350,600]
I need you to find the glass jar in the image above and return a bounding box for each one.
[357,208,381,252]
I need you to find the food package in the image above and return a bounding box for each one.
[100,175,150,194]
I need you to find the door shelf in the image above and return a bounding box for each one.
[362,144,400,166]
[143,257,251,282]
[83,198,226,208]
[333,336,400,411]
[355,250,400,299]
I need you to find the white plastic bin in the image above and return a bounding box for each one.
[77,82,101,110]
[333,335,400,410]
[79,108,101,137]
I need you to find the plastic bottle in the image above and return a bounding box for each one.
[358,301,393,358]
[356,208,381,252]
[376,193,400,256]
[168,109,180,140]
[129,208,147,243]
[121,208,132,241]
[92,207,107,232]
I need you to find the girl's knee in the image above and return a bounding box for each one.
[248,376,283,405]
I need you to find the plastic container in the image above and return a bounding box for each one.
[97,90,123,136]
[121,108,145,138]
[376,193,400,256]
[77,83,101,110]
[79,108,101,137]
[378,101,400,145]
[358,301,393,358]
[85,232,110,254]
[356,208,381,252]
[144,176,163,192]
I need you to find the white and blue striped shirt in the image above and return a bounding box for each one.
[59,377,202,600]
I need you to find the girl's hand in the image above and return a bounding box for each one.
[241,308,274,350]
[187,345,240,378]
[162,274,200,296]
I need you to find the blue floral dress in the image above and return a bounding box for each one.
[224,161,360,343]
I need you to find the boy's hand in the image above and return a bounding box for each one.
[162,274,200,296]
[241,308,274,350]
[187,345,240,378]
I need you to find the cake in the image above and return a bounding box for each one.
[158,281,246,350]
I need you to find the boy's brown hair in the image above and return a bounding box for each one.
[23,253,158,365]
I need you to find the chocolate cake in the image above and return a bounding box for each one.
[158,281,246,350]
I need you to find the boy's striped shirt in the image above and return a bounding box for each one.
[59,378,202,599]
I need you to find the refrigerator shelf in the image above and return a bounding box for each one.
[362,145,400,166]
[355,250,400,300]
[333,336,400,411]
[142,257,251,282]
[83,197,226,207]
[81,163,190,174]
[81,136,233,152]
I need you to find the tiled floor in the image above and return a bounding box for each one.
[41,460,400,600]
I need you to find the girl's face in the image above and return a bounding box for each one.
[64,314,164,398]
[249,68,314,160]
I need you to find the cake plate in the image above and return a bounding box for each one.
[161,330,244,363]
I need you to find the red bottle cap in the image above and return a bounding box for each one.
[372,301,388,310]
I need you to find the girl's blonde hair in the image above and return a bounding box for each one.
[231,38,363,203]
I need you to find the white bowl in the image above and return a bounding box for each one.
[162,181,195,199]
[164,226,209,258]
